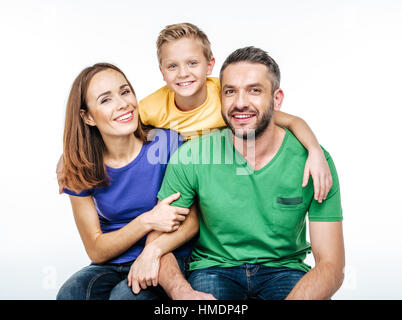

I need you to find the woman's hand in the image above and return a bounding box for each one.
[128,245,162,294]
[142,193,190,233]
[303,148,333,203]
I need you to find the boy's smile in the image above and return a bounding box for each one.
[159,37,215,111]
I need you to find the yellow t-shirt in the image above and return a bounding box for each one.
[138,77,226,140]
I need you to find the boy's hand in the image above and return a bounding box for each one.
[56,155,65,194]
[302,148,333,203]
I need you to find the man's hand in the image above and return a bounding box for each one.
[56,155,64,194]
[302,148,333,203]
[128,245,162,294]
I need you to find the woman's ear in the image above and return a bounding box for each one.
[80,109,96,126]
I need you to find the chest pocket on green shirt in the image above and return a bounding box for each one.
[271,197,307,235]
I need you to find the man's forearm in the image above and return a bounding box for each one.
[158,253,193,299]
[285,262,344,300]
[141,205,199,298]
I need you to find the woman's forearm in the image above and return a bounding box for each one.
[90,214,152,264]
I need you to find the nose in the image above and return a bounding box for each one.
[234,90,249,109]
[116,94,129,110]
[177,64,190,78]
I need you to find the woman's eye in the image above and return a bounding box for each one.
[122,89,130,95]
[100,98,110,104]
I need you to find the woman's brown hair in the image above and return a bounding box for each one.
[62,63,148,193]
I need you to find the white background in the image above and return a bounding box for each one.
[1,0,401,299]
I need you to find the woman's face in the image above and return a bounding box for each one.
[83,68,139,138]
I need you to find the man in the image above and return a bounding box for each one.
[156,46,345,299]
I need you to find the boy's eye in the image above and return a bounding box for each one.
[189,61,198,66]
[168,64,177,70]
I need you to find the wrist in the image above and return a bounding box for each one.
[169,280,193,300]
[308,146,324,155]
[144,242,163,260]
[139,212,154,233]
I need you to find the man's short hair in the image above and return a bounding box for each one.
[156,22,213,65]
[220,46,281,92]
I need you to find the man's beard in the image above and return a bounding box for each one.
[222,99,274,140]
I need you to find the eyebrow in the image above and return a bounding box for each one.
[97,84,130,101]
[222,83,263,90]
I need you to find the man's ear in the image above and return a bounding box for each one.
[273,88,284,112]
[80,109,96,126]
[206,57,215,76]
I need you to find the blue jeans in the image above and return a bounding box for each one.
[56,256,189,300]
[188,264,306,300]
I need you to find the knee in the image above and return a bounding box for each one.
[56,277,85,300]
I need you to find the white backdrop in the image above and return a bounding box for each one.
[1,0,401,299]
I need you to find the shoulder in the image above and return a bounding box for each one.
[139,85,170,115]
[147,128,181,144]
[146,128,184,158]
[206,77,221,94]
[284,128,334,162]
[174,128,228,157]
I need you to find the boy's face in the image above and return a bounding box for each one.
[159,37,215,100]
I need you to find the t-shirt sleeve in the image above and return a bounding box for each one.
[63,187,93,197]
[308,152,343,221]
[157,145,196,208]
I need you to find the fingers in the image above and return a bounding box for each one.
[302,164,310,187]
[321,174,333,201]
[128,268,132,287]
[175,214,187,222]
[314,173,333,203]
[131,279,141,294]
[161,192,181,204]
[175,207,190,216]
[313,174,320,203]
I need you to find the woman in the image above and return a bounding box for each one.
[56,63,198,300]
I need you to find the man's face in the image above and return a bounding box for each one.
[221,62,277,140]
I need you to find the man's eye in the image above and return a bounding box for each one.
[250,88,262,94]
[224,89,234,95]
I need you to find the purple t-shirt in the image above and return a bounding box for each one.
[64,129,192,264]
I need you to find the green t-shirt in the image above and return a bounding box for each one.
[157,128,343,272]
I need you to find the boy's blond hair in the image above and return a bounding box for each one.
[156,22,213,65]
